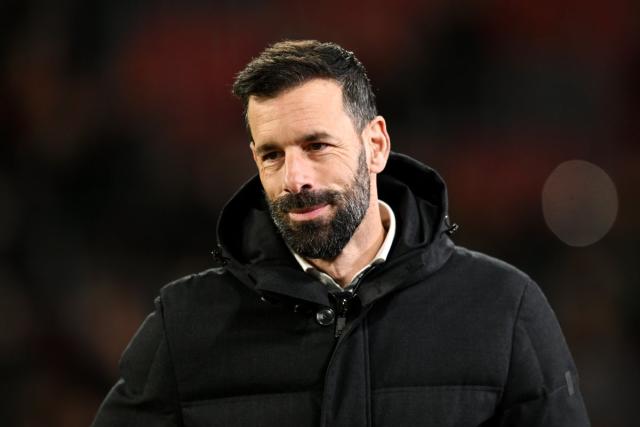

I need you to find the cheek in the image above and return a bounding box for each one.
[327,163,358,188]
[258,174,280,201]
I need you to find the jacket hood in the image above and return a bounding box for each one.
[215,152,456,307]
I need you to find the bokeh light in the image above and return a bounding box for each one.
[542,160,618,247]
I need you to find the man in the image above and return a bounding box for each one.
[92,40,590,426]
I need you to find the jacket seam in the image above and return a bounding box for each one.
[373,385,502,395]
[132,337,164,426]
[363,315,372,427]
[157,295,185,427]
[182,390,315,408]
[547,382,570,397]
[502,382,573,412]
[500,280,529,405]
[520,280,546,401]
[320,339,339,427]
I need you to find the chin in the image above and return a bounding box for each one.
[288,216,329,231]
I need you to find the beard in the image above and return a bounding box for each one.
[266,148,370,260]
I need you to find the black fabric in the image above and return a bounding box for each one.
[92,152,590,426]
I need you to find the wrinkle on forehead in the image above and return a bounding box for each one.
[247,79,355,146]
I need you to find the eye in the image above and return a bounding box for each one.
[308,142,327,151]
[261,151,283,162]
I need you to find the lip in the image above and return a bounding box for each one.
[288,204,329,221]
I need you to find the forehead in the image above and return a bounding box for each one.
[247,79,355,144]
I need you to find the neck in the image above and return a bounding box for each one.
[306,196,386,287]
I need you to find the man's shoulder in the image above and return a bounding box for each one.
[157,266,245,307]
[451,245,531,277]
[164,266,228,287]
[444,245,535,297]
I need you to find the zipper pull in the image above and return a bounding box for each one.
[334,291,354,338]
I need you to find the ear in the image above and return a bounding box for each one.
[364,116,391,174]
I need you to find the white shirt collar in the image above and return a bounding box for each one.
[291,200,396,291]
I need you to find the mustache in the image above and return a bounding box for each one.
[271,190,340,213]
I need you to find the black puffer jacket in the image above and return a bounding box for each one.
[92,153,590,426]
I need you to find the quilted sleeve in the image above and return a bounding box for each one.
[91,297,182,427]
[496,280,590,426]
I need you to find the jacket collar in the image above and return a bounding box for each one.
[215,152,456,307]
[291,200,396,291]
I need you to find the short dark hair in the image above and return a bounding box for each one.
[232,40,377,135]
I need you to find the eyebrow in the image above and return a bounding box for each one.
[254,143,279,157]
[254,131,337,156]
[302,131,335,143]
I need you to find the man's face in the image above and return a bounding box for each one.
[247,79,371,259]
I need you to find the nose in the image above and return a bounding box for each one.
[283,151,313,194]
